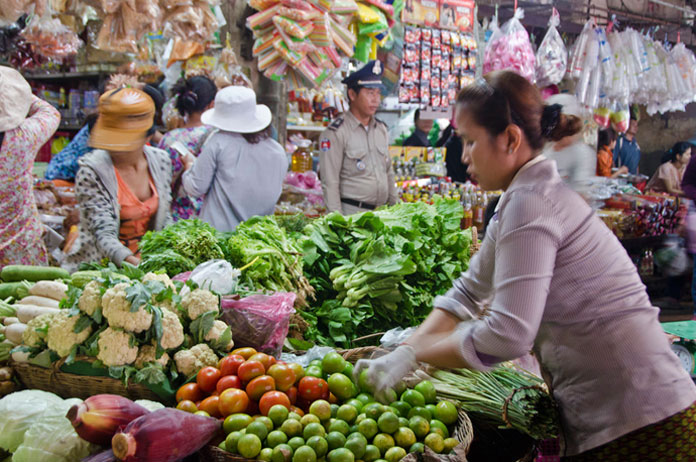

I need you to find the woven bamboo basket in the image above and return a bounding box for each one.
[11,356,161,402]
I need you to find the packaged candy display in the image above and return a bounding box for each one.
[535,8,566,87]
[483,8,536,83]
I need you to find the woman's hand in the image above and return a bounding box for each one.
[353,345,417,402]
[182,153,195,172]
[124,256,140,266]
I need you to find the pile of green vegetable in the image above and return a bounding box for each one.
[299,198,472,347]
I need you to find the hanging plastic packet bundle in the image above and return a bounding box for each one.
[483,8,536,83]
[535,8,567,87]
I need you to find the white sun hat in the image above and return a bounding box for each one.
[0,66,33,132]
[201,86,272,134]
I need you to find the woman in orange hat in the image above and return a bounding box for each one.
[62,87,173,270]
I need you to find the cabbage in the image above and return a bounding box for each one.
[0,391,64,452]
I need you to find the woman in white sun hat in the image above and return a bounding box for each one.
[0,66,60,267]
[181,86,288,231]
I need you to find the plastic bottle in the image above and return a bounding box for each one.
[291,140,313,172]
[473,191,485,230]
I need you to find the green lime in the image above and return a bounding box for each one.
[281,419,304,438]
[288,437,306,451]
[398,418,409,428]
[407,407,431,421]
[363,403,384,420]
[272,444,294,462]
[347,432,367,444]
[425,404,438,417]
[356,393,374,405]
[310,359,323,368]
[434,402,458,425]
[259,448,274,462]
[302,414,322,427]
[330,404,340,418]
[342,362,354,378]
[379,388,397,405]
[363,445,381,462]
[408,416,430,439]
[429,420,449,438]
[329,373,357,401]
[358,370,374,394]
[372,434,395,456]
[384,447,407,462]
[355,413,367,424]
[269,405,290,427]
[409,443,424,454]
[414,382,437,404]
[256,416,275,432]
[377,412,399,434]
[225,431,244,454]
[337,404,358,424]
[224,414,254,434]
[293,445,317,462]
[306,366,324,378]
[322,352,348,374]
[310,400,333,422]
[238,434,263,459]
[400,390,425,409]
[219,441,227,451]
[304,422,326,440]
[443,438,459,453]
[267,430,289,448]
[349,425,359,435]
[345,399,364,412]
[289,412,303,421]
[424,433,445,453]
[328,448,355,462]
[247,421,270,441]
[393,428,416,449]
[307,435,329,458]
[345,436,367,459]
[389,401,412,418]
[326,431,347,450]
[329,419,351,435]
[357,418,378,439]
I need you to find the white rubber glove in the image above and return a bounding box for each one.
[353,345,417,403]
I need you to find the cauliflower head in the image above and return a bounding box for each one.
[135,344,170,369]
[142,272,175,290]
[78,280,102,316]
[46,311,93,357]
[160,309,184,350]
[174,344,218,377]
[181,289,218,320]
[205,320,234,352]
[22,312,56,348]
[97,327,138,367]
[102,283,153,333]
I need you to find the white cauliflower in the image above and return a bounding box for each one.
[160,309,184,350]
[78,280,102,316]
[181,289,218,320]
[142,272,175,290]
[174,344,219,377]
[46,311,93,357]
[205,320,234,352]
[97,327,138,367]
[102,283,153,333]
[22,312,57,348]
[135,344,170,369]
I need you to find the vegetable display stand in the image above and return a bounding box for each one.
[10,356,162,402]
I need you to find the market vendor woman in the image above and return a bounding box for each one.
[356,71,696,460]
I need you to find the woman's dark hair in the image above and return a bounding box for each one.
[597,128,616,150]
[414,108,421,123]
[456,71,582,150]
[661,141,692,164]
[172,76,217,117]
[242,126,272,144]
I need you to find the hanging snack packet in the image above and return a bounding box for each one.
[483,8,536,83]
[535,8,567,87]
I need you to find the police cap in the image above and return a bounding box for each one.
[342,60,385,89]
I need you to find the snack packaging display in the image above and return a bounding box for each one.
[535,8,567,87]
[22,11,82,60]
[483,8,536,83]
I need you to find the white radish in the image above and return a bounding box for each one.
[3,317,19,326]
[11,350,30,363]
[5,323,26,344]
[28,280,68,301]
[19,296,60,308]
[16,305,59,323]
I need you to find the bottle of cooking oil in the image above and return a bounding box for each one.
[291,140,313,172]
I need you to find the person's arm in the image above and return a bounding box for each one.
[610,166,629,178]
[16,96,60,153]
[319,130,344,213]
[181,138,219,198]
[663,178,684,196]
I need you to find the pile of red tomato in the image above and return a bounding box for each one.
[175,347,333,419]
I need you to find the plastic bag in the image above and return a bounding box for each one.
[280,346,335,366]
[535,8,566,87]
[655,236,689,276]
[22,12,83,60]
[220,292,296,357]
[483,8,536,83]
[180,260,241,296]
[380,327,416,348]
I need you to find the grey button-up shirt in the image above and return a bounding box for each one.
[435,158,696,456]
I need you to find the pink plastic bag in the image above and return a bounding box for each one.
[221,293,296,357]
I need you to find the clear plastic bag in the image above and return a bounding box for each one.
[181,260,241,296]
[483,8,536,83]
[535,8,566,87]
[220,292,296,358]
[22,10,83,60]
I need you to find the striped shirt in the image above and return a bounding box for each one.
[435,158,696,456]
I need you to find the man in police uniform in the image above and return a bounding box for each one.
[319,60,398,214]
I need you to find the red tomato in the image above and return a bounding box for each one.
[320,386,330,401]
[259,391,291,415]
[216,375,242,394]
[267,364,296,392]
[287,363,305,384]
[199,395,222,418]
[176,383,204,403]
[248,353,273,370]
[286,386,298,405]
[218,388,250,417]
[232,347,258,360]
[246,375,276,401]
[298,376,329,402]
[289,405,305,417]
[197,367,222,393]
[219,354,245,377]
[238,360,265,383]
[246,399,260,416]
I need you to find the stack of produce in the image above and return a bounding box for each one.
[300,199,472,347]
[175,349,463,462]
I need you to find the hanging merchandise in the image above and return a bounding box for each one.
[20,1,82,61]
[0,0,32,27]
[535,8,566,87]
[483,8,536,83]
[94,0,164,54]
[353,0,401,62]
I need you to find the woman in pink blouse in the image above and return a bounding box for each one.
[646,141,691,196]
[355,71,696,460]
[0,67,60,267]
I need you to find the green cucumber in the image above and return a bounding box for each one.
[0,281,33,299]
[1,265,69,282]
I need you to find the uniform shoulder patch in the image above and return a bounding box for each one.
[375,117,388,128]
[328,117,344,131]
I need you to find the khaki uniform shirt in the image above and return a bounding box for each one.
[319,110,398,214]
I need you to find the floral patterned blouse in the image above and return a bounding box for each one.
[158,125,213,221]
[0,97,60,267]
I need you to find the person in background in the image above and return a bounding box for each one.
[437,118,469,183]
[158,76,217,221]
[542,94,594,193]
[0,66,60,266]
[354,71,696,460]
[646,142,691,196]
[319,60,398,214]
[142,84,165,146]
[681,144,696,312]
[402,109,433,147]
[63,88,173,271]
[181,86,287,232]
[613,117,641,174]
[596,128,628,178]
